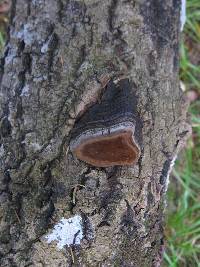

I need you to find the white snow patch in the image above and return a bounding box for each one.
[21,85,30,96]
[32,0,43,5]
[30,142,42,150]
[41,34,55,53]
[165,155,177,190]
[17,24,37,46]
[33,75,48,83]
[5,52,15,65]
[41,42,49,53]
[45,215,83,249]
[0,145,4,157]
[180,0,186,31]
[79,61,93,72]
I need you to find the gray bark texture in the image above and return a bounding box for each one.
[0,0,190,266]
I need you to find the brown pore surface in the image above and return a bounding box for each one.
[73,130,140,167]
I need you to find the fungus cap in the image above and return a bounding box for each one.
[70,79,141,167]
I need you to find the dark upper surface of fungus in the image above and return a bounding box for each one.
[70,79,141,167]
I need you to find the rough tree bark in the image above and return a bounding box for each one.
[0,0,190,266]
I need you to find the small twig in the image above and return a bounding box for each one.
[60,56,64,68]
[72,184,86,205]
[66,146,69,156]
[73,230,80,245]
[69,246,75,264]
[14,209,21,224]
[72,186,77,205]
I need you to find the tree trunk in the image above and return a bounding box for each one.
[0,0,190,266]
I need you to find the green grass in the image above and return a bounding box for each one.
[164,0,200,266]
[0,31,4,48]
[180,42,200,89]
[180,0,200,90]
[0,22,6,55]
[164,147,200,266]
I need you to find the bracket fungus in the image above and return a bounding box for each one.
[70,79,141,167]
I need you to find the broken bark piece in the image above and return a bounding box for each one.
[70,79,141,167]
